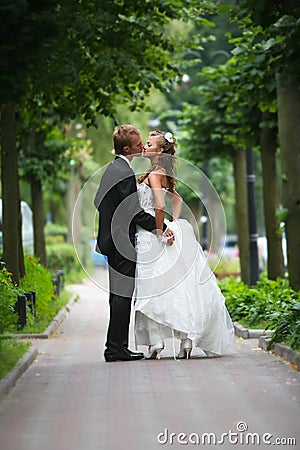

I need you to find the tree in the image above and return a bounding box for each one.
[227,22,285,281]
[231,0,300,289]
[0,0,60,283]
[0,0,212,282]
[179,62,253,284]
[29,0,211,124]
[0,103,25,283]
[18,112,78,266]
[177,0,300,283]
[183,0,300,288]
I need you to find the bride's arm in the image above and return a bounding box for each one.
[167,190,183,220]
[148,171,166,236]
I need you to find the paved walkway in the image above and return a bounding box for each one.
[0,267,299,450]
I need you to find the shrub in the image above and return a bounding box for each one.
[218,276,252,323]
[208,254,240,277]
[46,243,78,275]
[46,234,65,245]
[45,222,67,240]
[268,299,300,350]
[45,223,67,245]
[0,266,19,334]
[19,255,56,321]
[219,275,300,350]
[0,253,74,336]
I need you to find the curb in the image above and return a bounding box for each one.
[259,336,300,370]
[0,346,38,402]
[9,293,79,340]
[235,324,300,371]
[234,322,273,339]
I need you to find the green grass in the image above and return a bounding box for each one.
[65,265,89,285]
[0,339,31,380]
[208,254,240,276]
[238,318,271,330]
[15,289,73,335]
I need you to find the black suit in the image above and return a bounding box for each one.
[94,156,164,356]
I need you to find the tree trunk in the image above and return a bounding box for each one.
[233,148,250,285]
[276,74,300,291]
[31,177,47,266]
[207,190,225,254]
[0,103,25,284]
[260,119,285,279]
[26,127,47,266]
[49,198,60,223]
[66,166,82,246]
[246,148,259,285]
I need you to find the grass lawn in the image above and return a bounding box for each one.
[0,339,31,380]
[14,289,73,335]
[238,318,271,330]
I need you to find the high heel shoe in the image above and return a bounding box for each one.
[145,342,164,359]
[178,338,192,359]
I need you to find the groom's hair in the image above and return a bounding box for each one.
[113,124,140,155]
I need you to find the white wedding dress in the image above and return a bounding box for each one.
[134,182,234,356]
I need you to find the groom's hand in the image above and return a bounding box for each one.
[164,228,175,245]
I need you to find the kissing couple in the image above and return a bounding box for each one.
[94,124,233,362]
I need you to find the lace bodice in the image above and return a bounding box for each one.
[137,182,167,215]
[137,182,156,215]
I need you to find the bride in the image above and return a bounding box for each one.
[134,130,234,359]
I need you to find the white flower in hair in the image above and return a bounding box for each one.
[165,132,174,143]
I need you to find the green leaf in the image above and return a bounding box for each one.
[262,38,278,51]
[275,207,289,222]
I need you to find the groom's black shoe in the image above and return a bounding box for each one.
[125,348,144,357]
[122,342,144,357]
[104,349,144,362]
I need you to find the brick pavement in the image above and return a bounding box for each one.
[0,267,299,450]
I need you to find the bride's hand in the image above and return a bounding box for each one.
[163,228,175,246]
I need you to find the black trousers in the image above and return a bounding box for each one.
[105,249,136,354]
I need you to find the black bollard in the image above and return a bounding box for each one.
[25,292,33,315]
[246,148,259,285]
[56,270,65,290]
[30,290,36,318]
[17,295,27,329]
[52,277,59,296]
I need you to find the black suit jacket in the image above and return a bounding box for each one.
[94,157,162,258]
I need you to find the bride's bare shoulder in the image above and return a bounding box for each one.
[148,169,167,186]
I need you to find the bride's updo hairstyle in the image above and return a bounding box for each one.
[139,130,177,192]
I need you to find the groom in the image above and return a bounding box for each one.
[94,125,174,362]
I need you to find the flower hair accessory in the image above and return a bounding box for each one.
[165,132,174,143]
